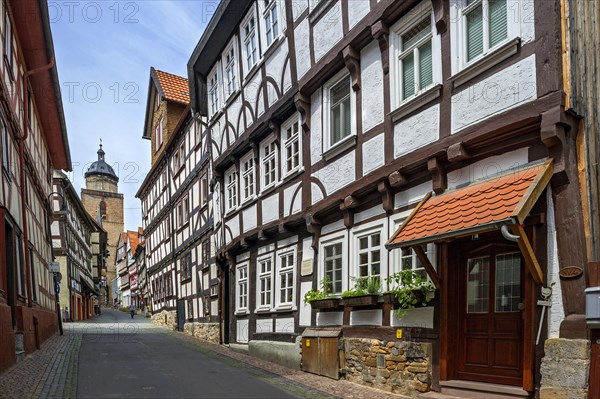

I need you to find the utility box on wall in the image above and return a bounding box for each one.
[301,327,342,379]
[586,287,600,328]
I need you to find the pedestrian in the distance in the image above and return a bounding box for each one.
[130,303,135,319]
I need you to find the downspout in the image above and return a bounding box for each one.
[20,57,55,307]
[501,224,520,242]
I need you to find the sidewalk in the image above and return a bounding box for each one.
[0,331,80,399]
[171,330,410,399]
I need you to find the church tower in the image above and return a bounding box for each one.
[81,143,124,305]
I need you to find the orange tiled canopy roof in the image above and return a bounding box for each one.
[155,69,189,104]
[387,160,553,249]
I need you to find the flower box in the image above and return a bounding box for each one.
[342,294,380,307]
[382,290,433,306]
[309,298,341,309]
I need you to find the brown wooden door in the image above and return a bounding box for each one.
[458,250,524,386]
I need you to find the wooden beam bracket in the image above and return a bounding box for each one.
[340,202,354,228]
[294,93,311,133]
[511,224,544,285]
[412,245,440,289]
[428,157,447,194]
[342,45,361,92]
[389,170,408,188]
[378,181,394,214]
[371,20,389,75]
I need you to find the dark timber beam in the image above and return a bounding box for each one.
[388,170,408,188]
[342,45,360,92]
[378,181,394,214]
[412,245,440,289]
[447,142,471,162]
[428,157,447,194]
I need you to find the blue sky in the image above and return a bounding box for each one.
[50,0,217,230]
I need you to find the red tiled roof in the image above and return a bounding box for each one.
[154,69,189,104]
[127,231,140,254]
[387,161,553,248]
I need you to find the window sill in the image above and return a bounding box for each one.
[235,310,249,316]
[282,167,304,184]
[260,183,278,197]
[224,208,238,218]
[255,307,272,314]
[309,0,335,23]
[208,109,224,125]
[390,84,442,122]
[274,304,295,312]
[262,35,284,61]
[239,195,257,210]
[224,89,241,107]
[323,135,356,162]
[451,37,521,89]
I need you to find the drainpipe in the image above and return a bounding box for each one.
[19,57,56,307]
[501,224,520,242]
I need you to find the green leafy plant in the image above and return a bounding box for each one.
[341,276,381,297]
[303,276,333,304]
[386,270,434,318]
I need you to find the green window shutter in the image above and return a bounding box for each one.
[402,53,415,99]
[466,5,483,61]
[419,41,433,90]
[489,0,508,47]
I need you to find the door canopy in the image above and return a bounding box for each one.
[386,159,554,285]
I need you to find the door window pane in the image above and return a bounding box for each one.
[495,253,521,312]
[467,256,489,313]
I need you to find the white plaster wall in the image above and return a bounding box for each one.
[519,0,535,44]
[256,318,273,334]
[225,214,240,246]
[547,188,564,339]
[275,317,295,333]
[261,193,279,223]
[237,319,249,342]
[295,18,311,79]
[390,307,434,328]
[316,311,343,326]
[299,281,313,326]
[284,182,301,216]
[244,71,262,125]
[394,104,440,158]
[227,95,243,143]
[277,236,297,248]
[348,0,370,29]
[394,181,433,209]
[302,238,313,261]
[311,182,324,205]
[292,0,308,21]
[360,40,384,132]
[362,133,385,175]
[321,219,345,236]
[446,148,529,189]
[312,1,343,62]
[310,89,323,165]
[354,204,385,225]
[350,309,383,326]
[243,205,258,232]
[265,40,289,105]
[236,251,250,263]
[451,55,537,133]
[313,151,355,195]
[211,117,224,158]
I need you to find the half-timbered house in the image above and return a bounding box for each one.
[137,70,217,338]
[188,0,591,396]
[0,0,71,372]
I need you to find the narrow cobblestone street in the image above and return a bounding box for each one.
[0,309,410,399]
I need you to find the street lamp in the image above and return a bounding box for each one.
[47,191,68,336]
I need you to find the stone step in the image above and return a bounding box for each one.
[438,380,530,399]
[420,392,464,399]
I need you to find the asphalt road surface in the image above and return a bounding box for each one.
[75,309,302,398]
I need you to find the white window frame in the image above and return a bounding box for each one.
[222,40,238,99]
[200,172,209,207]
[389,2,442,110]
[451,0,520,74]
[241,6,259,76]
[390,216,437,284]
[351,220,389,285]
[240,151,256,203]
[275,248,296,309]
[319,232,348,295]
[208,63,221,119]
[256,254,274,311]
[260,134,278,191]
[236,262,249,313]
[261,0,282,49]
[281,113,301,177]
[322,70,356,152]
[224,166,237,214]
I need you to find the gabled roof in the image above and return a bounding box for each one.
[127,230,141,254]
[386,160,554,249]
[154,69,190,104]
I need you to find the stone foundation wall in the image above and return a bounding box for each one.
[540,338,590,399]
[183,322,220,344]
[344,338,432,397]
[150,310,177,331]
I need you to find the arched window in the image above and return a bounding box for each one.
[99,201,107,220]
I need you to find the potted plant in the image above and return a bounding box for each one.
[341,276,381,307]
[385,270,435,317]
[303,276,341,309]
